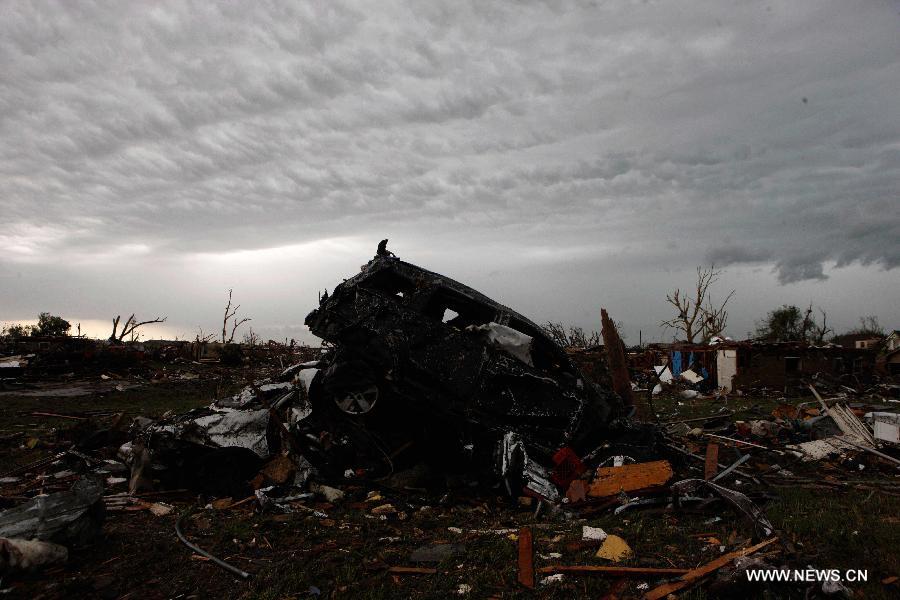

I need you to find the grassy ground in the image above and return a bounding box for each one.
[0,374,898,599]
[0,377,221,474]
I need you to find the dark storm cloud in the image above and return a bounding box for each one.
[1,0,899,340]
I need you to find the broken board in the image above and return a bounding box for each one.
[517,527,534,588]
[704,443,719,480]
[588,460,673,498]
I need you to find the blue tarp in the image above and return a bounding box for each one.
[671,351,682,376]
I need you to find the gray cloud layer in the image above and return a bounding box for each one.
[1,1,899,340]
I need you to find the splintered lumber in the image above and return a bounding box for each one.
[538,565,689,577]
[704,442,719,480]
[809,384,876,446]
[588,460,673,498]
[642,538,778,600]
[517,527,535,588]
[601,308,635,411]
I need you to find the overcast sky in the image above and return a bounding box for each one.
[2,1,898,344]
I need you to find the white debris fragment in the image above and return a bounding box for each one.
[786,436,859,461]
[654,366,673,383]
[540,574,565,585]
[310,482,345,503]
[467,322,533,366]
[149,502,174,516]
[582,525,607,542]
[681,369,704,384]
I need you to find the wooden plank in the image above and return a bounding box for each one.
[31,411,87,421]
[538,565,690,577]
[704,442,719,480]
[387,566,437,575]
[588,460,674,498]
[642,538,778,600]
[517,527,535,588]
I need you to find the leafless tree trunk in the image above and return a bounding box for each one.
[221,289,251,343]
[801,304,832,344]
[110,314,166,342]
[660,265,735,343]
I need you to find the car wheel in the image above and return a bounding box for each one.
[335,384,379,415]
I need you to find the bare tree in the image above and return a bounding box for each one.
[852,315,884,337]
[660,265,735,343]
[221,289,251,344]
[195,327,215,343]
[110,314,166,342]
[800,304,832,345]
[242,326,260,347]
[543,322,602,348]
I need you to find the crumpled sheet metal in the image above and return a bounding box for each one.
[0,478,104,545]
[671,478,774,537]
[498,432,559,501]
[468,322,534,366]
[215,381,295,409]
[191,409,271,457]
[143,379,311,459]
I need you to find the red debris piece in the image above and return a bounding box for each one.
[551,446,586,488]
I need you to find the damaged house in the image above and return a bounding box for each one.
[668,341,878,393]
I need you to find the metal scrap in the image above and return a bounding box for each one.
[670,478,774,537]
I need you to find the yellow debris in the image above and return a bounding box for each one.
[595,535,633,563]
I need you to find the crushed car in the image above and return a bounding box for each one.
[129,245,623,500]
[302,247,622,495]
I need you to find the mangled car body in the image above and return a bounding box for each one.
[131,249,621,500]
[303,251,621,493]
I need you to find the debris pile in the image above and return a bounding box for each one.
[0,247,897,597]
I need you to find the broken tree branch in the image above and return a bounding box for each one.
[110,314,166,342]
